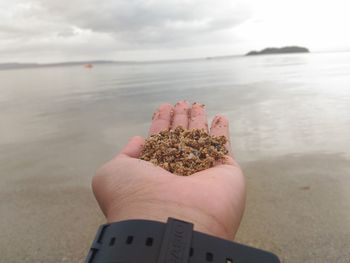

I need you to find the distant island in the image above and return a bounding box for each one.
[246,46,310,56]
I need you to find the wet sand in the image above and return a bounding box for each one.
[1,148,349,262]
[236,153,350,263]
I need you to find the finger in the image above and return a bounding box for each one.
[119,136,145,158]
[215,156,240,167]
[188,102,208,131]
[149,103,174,135]
[171,100,190,129]
[210,114,234,157]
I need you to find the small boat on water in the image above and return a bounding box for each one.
[84,64,93,69]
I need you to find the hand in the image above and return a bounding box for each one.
[92,101,246,240]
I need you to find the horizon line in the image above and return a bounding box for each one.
[1,49,350,68]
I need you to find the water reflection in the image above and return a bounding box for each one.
[1,53,350,160]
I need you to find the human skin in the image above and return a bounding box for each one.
[92,101,246,240]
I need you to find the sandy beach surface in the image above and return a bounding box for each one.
[1,53,350,262]
[1,150,349,262]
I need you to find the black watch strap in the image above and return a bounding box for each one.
[86,217,280,263]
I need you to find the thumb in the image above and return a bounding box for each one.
[119,136,145,158]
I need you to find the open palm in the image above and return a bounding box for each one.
[92,101,246,240]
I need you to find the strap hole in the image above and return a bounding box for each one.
[126,236,133,244]
[189,247,194,257]
[109,237,116,246]
[226,258,233,263]
[206,252,213,261]
[145,237,153,246]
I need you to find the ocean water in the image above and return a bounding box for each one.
[1,53,350,162]
[1,52,350,262]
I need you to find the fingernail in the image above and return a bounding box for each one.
[192,102,205,108]
[152,111,160,120]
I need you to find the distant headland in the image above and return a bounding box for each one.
[0,47,313,70]
[246,46,310,56]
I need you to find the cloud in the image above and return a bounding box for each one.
[36,0,250,45]
[2,0,349,62]
[0,0,251,62]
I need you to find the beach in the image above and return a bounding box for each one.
[1,52,350,262]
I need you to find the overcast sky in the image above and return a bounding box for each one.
[1,0,349,63]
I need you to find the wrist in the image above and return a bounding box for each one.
[106,200,234,240]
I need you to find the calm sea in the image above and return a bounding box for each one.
[1,53,350,163]
[1,52,350,262]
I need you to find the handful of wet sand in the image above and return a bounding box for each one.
[140,127,228,176]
